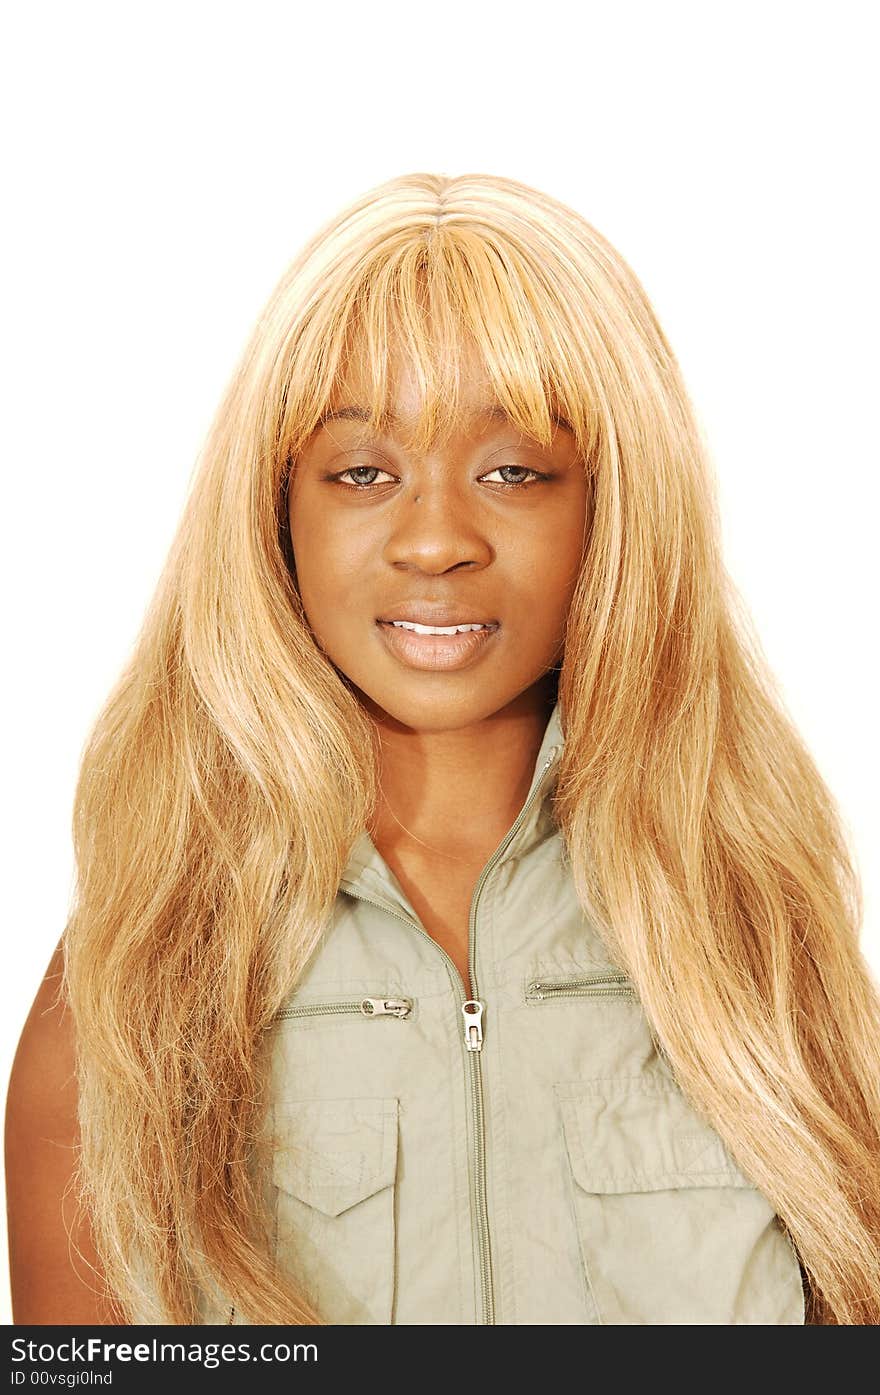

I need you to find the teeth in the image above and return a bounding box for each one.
[389,620,491,635]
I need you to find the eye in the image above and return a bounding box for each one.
[326,460,547,491]
[479,464,544,488]
[332,464,397,489]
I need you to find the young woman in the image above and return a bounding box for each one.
[7,172,880,1326]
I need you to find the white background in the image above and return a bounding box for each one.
[2,0,877,1325]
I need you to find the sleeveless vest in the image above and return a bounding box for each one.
[195,701,805,1325]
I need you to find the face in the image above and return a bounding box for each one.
[288,342,590,733]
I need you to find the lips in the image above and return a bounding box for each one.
[377,604,500,628]
[375,615,501,672]
[380,619,498,636]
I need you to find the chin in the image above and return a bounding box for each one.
[352,681,522,734]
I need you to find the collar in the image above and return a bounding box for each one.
[339,700,564,918]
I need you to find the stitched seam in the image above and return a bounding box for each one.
[573,1169,747,1189]
[557,1098,604,1324]
[486,871,515,1326]
[450,995,467,1324]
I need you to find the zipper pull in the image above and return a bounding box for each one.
[462,999,485,1051]
[360,997,412,1018]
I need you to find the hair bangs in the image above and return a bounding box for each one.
[286,225,603,468]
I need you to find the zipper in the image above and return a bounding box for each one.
[525,973,636,1002]
[462,744,559,1324]
[341,742,561,1327]
[274,997,413,1022]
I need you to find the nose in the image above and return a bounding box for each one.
[381,479,493,574]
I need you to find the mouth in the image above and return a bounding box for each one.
[380,618,499,635]
[375,618,501,672]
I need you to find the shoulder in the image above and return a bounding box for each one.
[5,939,126,1324]
[7,939,76,1119]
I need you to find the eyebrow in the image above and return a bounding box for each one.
[315,404,573,433]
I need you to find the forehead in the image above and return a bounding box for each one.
[317,336,569,451]
[316,402,525,441]
[328,336,492,415]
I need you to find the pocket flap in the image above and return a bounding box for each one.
[555,1078,754,1194]
[271,1096,399,1216]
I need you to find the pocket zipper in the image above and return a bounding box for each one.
[274,996,413,1022]
[526,973,636,1002]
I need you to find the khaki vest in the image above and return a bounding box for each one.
[196,701,805,1325]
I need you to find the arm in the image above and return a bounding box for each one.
[5,939,128,1324]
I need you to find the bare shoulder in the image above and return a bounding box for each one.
[8,940,73,1111]
[5,938,127,1324]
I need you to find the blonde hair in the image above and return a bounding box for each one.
[63,172,880,1324]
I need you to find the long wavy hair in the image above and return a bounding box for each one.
[62,171,880,1325]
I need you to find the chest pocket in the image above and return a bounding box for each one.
[555,1078,806,1325]
[270,1096,399,1325]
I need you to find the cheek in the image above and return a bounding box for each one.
[554,485,588,574]
[289,509,375,656]
[521,508,586,611]
[289,509,331,626]
[290,504,348,589]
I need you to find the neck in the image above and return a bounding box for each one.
[365,677,558,862]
